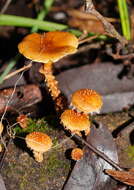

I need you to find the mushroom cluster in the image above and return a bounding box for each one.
[60,88,103,136]
[60,88,102,161]
[18,31,79,112]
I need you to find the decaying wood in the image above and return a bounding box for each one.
[0,84,42,113]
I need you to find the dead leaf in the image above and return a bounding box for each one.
[64,123,119,190]
[105,169,134,186]
[67,9,118,34]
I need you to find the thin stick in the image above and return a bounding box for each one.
[0,0,12,14]
[3,62,32,81]
[79,35,98,44]
[74,134,123,171]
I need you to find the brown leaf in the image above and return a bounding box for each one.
[67,9,117,34]
[105,169,134,186]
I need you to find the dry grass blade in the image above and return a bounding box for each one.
[3,62,32,81]
[79,35,98,44]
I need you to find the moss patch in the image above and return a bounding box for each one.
[14,116,59,135]
[126,145,134,161]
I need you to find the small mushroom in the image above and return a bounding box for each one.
[71,148,84,161]
[71,89,103,114]
[18,31,78,111]
[17,114,28,128]
[60,109,90,136]
[25,132,52,162]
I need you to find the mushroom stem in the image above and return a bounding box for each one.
[33,150,43,162]
[39,62,66,112]
[39,62,60,100]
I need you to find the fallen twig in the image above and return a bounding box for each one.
[74,134,123,171]
[84,0,127,46]
[79,35,98,44]
[3,62,32,82]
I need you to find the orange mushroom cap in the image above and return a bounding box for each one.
[25,132,52,153]
[60,109,90,132]
[18,31,78,63]
[71,148,84,161]
[17,114,28,129]
[71,89,103,114]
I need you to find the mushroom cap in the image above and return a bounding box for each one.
[17,114,28,128]
[25,132,52,153]
[18,31,78,63]
[60,109,90,132]
[71,148,84,161]
[71,89,103,114]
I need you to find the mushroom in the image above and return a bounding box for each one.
[25,132,52,162]
[17,114,28,128]
[71,148,84,161]
[71,89,103,114]
[60,109,90,136]
[18,31,78,111]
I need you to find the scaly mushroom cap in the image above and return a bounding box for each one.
[71,148,84,161]
[17,114,28,128]
[25,132,52,153]
[18,31,78,63]
[60,109,90,132]
[71,89,103,114]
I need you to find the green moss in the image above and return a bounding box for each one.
[14,116,59,135]
[19,174,29,190]
[36,148,70,180]
[44,151,70,176]
[126,145,134,160]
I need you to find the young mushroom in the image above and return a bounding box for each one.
[60,109,91,136]
[25,132,52,162]
[17,114,29,129]
[18,31,78,111]
[71,148,84,161]
[71,89,103,114]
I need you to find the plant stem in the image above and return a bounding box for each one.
[117,0,131,40]
[0,14,68,31]
[31,0,54,33]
